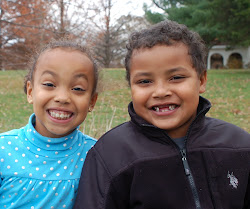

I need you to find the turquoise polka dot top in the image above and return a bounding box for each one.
[0,114,97,209]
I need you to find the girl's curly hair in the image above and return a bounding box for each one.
[24,38,99,95]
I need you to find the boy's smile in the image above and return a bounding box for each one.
[26,48,97,138]
[130,44,207,138]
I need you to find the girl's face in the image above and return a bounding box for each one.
[26,48,97,138]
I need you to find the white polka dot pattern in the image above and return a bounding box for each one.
[0,114,96,208]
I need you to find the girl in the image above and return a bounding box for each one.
[0,39,98,208]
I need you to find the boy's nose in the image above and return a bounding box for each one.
[152,83,171,98]
[54,89,71,104]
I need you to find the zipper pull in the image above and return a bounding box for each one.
[180,149,190,176]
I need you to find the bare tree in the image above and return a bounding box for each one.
[0,0,90,70]
[0,0,150,70]
[48,0,91,41]
[0,0,54,70]
[90,0,151,68]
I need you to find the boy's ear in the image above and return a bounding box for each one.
[26,81,33,104]
[199,70,207,94]
[88,93,98,112]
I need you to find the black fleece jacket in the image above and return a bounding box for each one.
[74,97,250,209]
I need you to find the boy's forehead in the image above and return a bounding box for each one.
[131,42,187,56]
[131,43,189,61]
[129,44,199,75]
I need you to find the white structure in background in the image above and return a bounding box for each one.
[207,45,250,69]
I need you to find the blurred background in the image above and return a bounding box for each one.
[0,0,249,71]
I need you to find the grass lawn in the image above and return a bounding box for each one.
[0,69,249,138]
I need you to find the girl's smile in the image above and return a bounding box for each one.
[47,109,73,121]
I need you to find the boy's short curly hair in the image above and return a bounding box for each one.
[125,20,207,84]
[24,38,99,95]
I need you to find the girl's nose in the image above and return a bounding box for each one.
[152,82,171,98]
[54,89,71,104]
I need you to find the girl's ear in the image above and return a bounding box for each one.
[88,93,98,112]
[199,70,207,94]
[26,81,33,104]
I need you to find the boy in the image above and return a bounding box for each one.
[74,20,250,209]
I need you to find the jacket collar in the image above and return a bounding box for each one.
[128,96,211,141]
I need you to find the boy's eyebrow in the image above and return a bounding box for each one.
[167,67,187,73]
[133,67,187,78]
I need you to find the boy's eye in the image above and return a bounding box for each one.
[170,76,185,81]
[72,87,85,92]
[42,83,55,87]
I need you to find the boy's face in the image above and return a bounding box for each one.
[26,48,97,138]
[130,44,207,138]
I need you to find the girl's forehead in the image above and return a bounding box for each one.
[34,48,93,76]
[39,48,85,58]
[36,48,90,67]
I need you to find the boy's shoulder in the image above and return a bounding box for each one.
[98,121,138,144]
[91,121,151,175]
[204,117,250,146]
[102,121,131,134]
[93,121,141,153]
[206,116,249,134]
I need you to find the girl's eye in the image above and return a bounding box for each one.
[42,83,55,87]
[137,79,152,84]
[72,87,85,92]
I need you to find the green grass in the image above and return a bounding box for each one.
[203,70,250,131]
[0,69,249,138]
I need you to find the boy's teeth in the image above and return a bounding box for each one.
[169,105,175,111]
[153,105,176,112]
[49,110,71,120]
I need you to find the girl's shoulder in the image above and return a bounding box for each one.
[78,130,97,150]
[0,127,23,138]
[77,129,96,140]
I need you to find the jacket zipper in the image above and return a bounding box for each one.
[141,101,210,209]
[177,106,210,209]
[180,149,202,209]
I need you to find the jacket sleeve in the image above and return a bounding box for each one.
[73,147,112,209]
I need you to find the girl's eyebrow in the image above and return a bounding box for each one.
[133,72,152,78]
[41,70,57,77]
[41,71,88,80]
[74,73,88,80]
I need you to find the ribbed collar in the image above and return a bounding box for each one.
[22,114,81,158]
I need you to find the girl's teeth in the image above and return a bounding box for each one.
[49,111,71,120]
